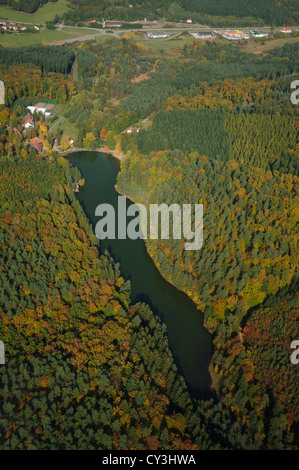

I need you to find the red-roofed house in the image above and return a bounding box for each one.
[23,113,34,129]
[29,137,44,154]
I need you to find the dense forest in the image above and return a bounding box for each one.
[136,110,297,173]
[0,0,298,26]
[0,155,198,449]
[113,38,299,446]
[0,30,298,449]
[0,154,260,450]
[0,46,75,75]
[0,61,76,159]
[117,149,299,449]
[47,0,299,27]
[60,39,298,153]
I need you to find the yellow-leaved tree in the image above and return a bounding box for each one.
[60,134,70,151]
[83,132,97,150]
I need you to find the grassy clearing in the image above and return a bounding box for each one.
[61,26,96,36]
[0,0,70,24]
[57,117,78,139]
[0,27,110,47]
[140,34,299,57]
[236,36,299,54]
[139,35,194,54]
[0,29,75,47]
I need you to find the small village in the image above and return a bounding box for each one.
[0,20,40,33]
[0,15,296,46]
[0,101,75,158]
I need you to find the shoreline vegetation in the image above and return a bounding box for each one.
[61,146,124,161]
[1,24,298,448]
[67,149,215,390]
[114,178,218,390]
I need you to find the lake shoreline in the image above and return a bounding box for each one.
[61,146,124,161]
[68,149,213,394]
[114,182,215,392]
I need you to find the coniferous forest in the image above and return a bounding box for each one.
[0,16,298,452]
[1,0,298,25]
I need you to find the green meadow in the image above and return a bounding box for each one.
[0,29,74,47]
[0,0,70,24]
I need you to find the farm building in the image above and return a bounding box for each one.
[104,21,126,28]
[281,28,292,33]
[218,30,250,40]
[250,30,268,37]
[147,31,169,39]
[191,31,215,39]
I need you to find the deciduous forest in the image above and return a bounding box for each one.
[0,25,298,451]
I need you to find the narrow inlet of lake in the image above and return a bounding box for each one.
[68,151,212,395]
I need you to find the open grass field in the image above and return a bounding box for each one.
[138,33,299,57]
[236,35,299,54]
[0,0,70,24]
[56,117,78,139]
[61,26,97,35]
[0,25,107,47]
[139,34,195,54]
[0,29,76,47]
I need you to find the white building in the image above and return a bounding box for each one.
[27,106,51,118]
[250,30,268,38]
[24,120,34,129]
[191,31,215,40]
[218,30,250,40]
[147,31,169,39]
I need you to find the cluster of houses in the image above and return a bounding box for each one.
[22,113,44,153]
[218,30,251,40]
[217,28,293,40]
[0,21,27,32]
[0,21,40,32]
[22,111,75,154]
[22,105,54,152]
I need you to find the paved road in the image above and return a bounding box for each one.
[0,17,297,32]
[49,32,105,45]
[49,116,63,133]
[1,17,297,47]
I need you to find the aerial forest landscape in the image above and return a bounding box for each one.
[0,0,298,455]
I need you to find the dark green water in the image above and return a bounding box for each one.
[68,151,212,394]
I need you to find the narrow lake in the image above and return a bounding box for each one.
[68,151,212,395]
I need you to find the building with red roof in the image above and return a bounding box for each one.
[29,137,44,154]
